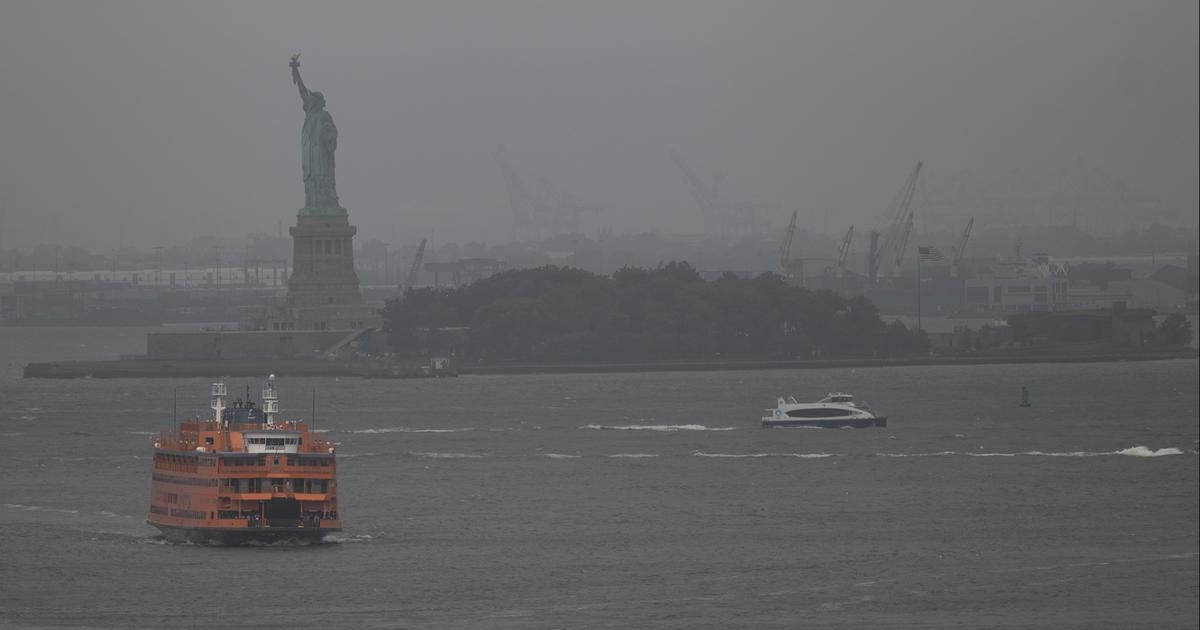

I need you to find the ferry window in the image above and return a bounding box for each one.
[786,408,853,418]
[205,437,214,445]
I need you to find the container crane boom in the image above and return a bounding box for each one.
[495,147,547,239]
[780,211,798,270]
[835,225,854,269]
[951,217,973,264]
[893,212,914,267]
[870,161,922,278]
[950,216,973,276]
[404,238,426,292]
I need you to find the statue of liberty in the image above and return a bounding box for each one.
[290,54,342,213]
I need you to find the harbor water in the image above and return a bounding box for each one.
[1,327,1197,628]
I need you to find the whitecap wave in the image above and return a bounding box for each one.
[336,452,377,458]
[876,451,957,458]
[410,451,485,459]
[877,447,1185,458]
[878,450,1098,458]
[606,453,660,458]
[324,533,374,543]
[128,431,158,436]
[0,432,25,437]
[242,538,320,547]
[346,427,473,434]
[693,452,833,459]
[542,453,581,459]
[4,503,79,514]
[1117,446,1183,457]
[1015,451,1101,457]
[581,424,735,432]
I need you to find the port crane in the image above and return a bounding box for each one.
[779,211,829,286]
[826,225,854,276]
[495,146,598,241]
[868,161,922,282]
[779,211,798,272]
[672,151,770,238]
[402,238,427,292]
[949,217,973,277]
[893,212,914,267]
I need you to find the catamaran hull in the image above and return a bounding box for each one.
[761,416,887,429]
[150,522,340,545]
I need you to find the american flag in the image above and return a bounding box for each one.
[918,246,945,262]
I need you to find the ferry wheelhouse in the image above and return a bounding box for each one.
[147,376,341,544]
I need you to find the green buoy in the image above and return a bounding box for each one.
[1019,385,1031,407]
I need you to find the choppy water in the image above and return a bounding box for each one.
[1,327,1197,628]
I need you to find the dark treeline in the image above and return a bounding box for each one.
[382,262,928,362]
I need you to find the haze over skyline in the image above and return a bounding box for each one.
[0,0,1196,252]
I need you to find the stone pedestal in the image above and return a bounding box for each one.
[288,213,363,307]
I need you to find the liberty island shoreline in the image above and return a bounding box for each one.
[22,349,1198,378]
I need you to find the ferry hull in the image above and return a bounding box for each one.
[762,416,887,429]
[150,522,340,545]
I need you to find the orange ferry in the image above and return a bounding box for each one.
[147,376,341,543]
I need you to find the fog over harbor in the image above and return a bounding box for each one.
[0,4,1197,627]
[0,0,1196,253]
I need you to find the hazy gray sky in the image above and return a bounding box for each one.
[0,0,1196,250]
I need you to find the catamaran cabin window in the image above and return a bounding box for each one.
[786,407,854,418]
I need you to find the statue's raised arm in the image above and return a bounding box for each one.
[290,54,341,212]
[290,54,311,104]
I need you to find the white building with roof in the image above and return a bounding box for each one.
[963,255,1070,313]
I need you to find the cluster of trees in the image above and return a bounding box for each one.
[1156,314,1194,347]
[382,263,928,362]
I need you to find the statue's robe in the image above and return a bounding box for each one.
[301,102,339,209]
